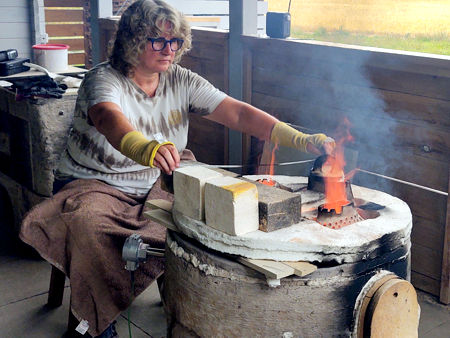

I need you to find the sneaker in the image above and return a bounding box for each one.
[96,321,118,338]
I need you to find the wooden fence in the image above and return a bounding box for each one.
[43,0,91,67]
[241,36,450,303]
[98,22,450,303]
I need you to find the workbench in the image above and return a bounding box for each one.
[0,75,80,233]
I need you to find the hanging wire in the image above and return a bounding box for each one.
[288,0,292,13]
[127,270,135,338]
[115,0,131,16]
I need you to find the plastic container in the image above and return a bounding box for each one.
[32,44,69,73]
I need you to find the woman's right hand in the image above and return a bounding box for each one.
[152,144,180,175]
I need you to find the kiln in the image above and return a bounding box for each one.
[140,162,419,337]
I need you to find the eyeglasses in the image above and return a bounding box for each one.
[147,37,184,52]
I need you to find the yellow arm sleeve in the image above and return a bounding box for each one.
[270,122,329,153]
[119,130,174,168]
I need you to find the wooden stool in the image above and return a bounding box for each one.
[47,265,66,308]
[47,265,80,335]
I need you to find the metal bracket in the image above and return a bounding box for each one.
[122,234,165,271]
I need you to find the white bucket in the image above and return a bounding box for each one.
[32,44,69,73]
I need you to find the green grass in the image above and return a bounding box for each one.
[291,27,450,56]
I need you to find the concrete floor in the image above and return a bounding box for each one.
[0,227,449,338]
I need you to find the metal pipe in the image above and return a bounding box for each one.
[357,168,448,196]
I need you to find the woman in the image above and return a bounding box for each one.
[21,0,334,336]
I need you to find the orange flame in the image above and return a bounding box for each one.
[323,118,353,214]
[257,144,278,186]
[268,144,278,177]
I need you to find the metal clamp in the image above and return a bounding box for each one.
[122,234,165,271]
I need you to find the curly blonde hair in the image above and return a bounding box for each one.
[110,0,192,77]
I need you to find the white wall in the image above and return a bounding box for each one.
[0,0,33,60]
[165,0,268,36]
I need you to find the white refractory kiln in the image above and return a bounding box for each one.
[158,171,419,337]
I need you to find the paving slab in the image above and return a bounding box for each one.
[418,291,450,335]
[123,282,167,338]
[0,289,70,337]
[0,258,55,307]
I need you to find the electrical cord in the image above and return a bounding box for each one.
[128,270,135,338]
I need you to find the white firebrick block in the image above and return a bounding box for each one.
[173,166,223,221]
[204,176,259,236]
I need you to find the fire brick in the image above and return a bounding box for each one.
[251,180,302,232]
[173,166,223,221]
[204,176,259,236]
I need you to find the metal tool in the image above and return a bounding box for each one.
[122,234,165,271]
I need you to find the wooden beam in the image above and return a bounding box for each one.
[145,199,173,213]
[440,168,450,304]
[143,209,179,233]
[237,257,294,279]
[31,0,47,46]
[283,261,317,277]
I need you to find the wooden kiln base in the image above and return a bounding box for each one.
[162,231,411,337]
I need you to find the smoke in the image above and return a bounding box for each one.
[300,46,400,193]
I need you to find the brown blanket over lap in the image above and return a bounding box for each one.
[19,177,172,336]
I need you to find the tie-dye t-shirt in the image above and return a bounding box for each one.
[56,62,227,196]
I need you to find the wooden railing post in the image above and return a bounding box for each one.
[440,168,450,304]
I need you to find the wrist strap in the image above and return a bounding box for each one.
[149,141,175,168]
[120,131,174,167]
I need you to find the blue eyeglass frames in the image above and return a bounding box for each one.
[147,37,184,52]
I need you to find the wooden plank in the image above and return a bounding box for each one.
[143,209,179,232]
[411,215,445,251]
[251,72,450,165]
[145,199,173,213]
[187,40,228,61]
[68,53,85,65]
[242,47,253,167]
[282,261,317,277]
[48,37,84,50]
[237,257,294,279]
[253,102,449,182]
[45,9,83,22]
[411,243,443,281]
[440,169,450,304]
[355,149,449,193]
[181,57,226,90]
[244,36,450,79]
[411,271,440,296]
[44,0,84,7]
[368,65,450,101]
[46,23,84,37]
[187,114,225,164]
[353,174,447,224]
[191,27,228,41]
[353,172,447,222]
[249,39,450,101]
[252,63,450,127]
[252,82,449,134]
[254,51,450,101]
